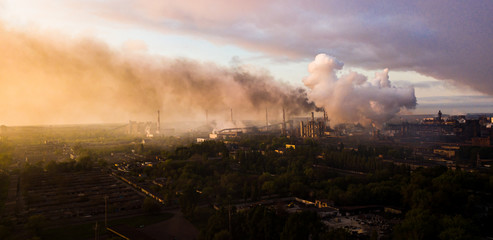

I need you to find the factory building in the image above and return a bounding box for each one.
[299,112,328,138]
[127,121,156,137]
[127,110,169,137]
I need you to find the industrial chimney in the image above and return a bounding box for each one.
[266,108,269,130]
[282,107,287,136]
[156,110,161,134]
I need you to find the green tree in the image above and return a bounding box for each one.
[0,224,11,239]
[26,214,47,237]
[142,197,161,215]
[393,208,437,240]
[322,228,352,240]
[261,181,276,195]
[439,215,478,240]
[213,230,232,240]
[76,155,93,170]
[180,187,200,217]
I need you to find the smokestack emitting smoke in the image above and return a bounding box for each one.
[0,25,315,125]
[157,110,160,133]
[282,107,286,135]
[303,54,416,125]
[265,108,268,128]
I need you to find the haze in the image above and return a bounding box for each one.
[1,0,492,125]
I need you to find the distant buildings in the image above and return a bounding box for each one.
[382,111,493,146]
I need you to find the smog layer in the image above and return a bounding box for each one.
[0,25,315,126]
[0,25,417,126]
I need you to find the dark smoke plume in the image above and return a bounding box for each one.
[0,25,314,125]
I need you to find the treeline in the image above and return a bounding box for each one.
[135,139,420,207]
[44,155,95,172]
[19,154,99,194]
[322,150,385,173]
[164,141,229,160]
[0,171,8,214]
[0,142,12,222]
[0,142,13,170]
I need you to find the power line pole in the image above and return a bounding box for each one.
[94,221,99,240]
[104,195,108,228]
[282,107,286,136]
[266,108,268,130]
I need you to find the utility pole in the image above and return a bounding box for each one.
[266,108,269,130]
[104,195,108,228]
[157,110,160,134]
[282,107,286,136]
[94,221,98,240]
[228,197,232,234]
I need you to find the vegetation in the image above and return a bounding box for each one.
[102,137,493,239]
[201,205,354,240]
[142,197,162,215]
[0,141,12,217]
[1,125,493,239]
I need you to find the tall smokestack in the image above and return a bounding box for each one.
[157,110,160,134]
[230,108,233,122]
[266,108,268,129]
[311,112,315,138]
[323,108,327,132]
[282,107,286,136]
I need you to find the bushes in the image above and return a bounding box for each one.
[142,197,161,215]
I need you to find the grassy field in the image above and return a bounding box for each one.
[42,212,173,240]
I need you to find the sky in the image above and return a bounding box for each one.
[0,0,492,125]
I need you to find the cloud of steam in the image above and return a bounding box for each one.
[0,25,314,126]
[303,54,416,125]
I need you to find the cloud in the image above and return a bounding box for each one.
[419,95,493,104]
[83,0,493,95]
[416,95,493,115]
[393,80,443,89]
[122,39,148,52]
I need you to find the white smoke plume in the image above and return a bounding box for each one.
[303,54,416,125]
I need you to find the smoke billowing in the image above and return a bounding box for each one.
[303,54,416,125]
[0,25,314,125]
